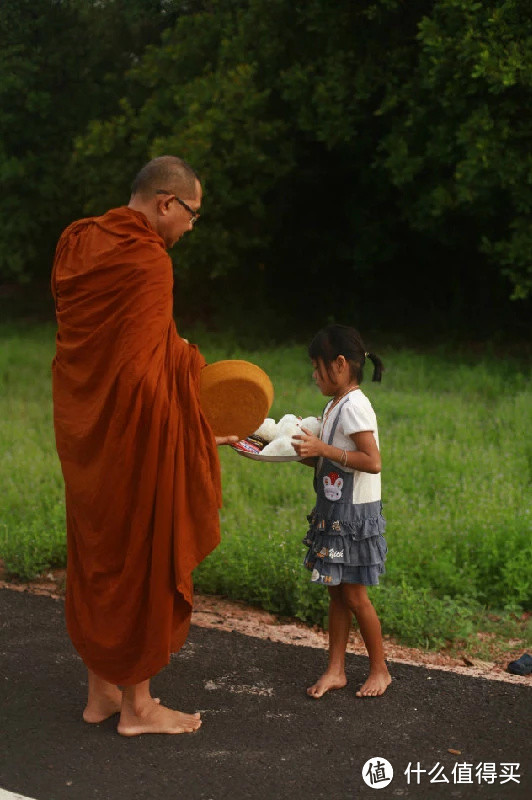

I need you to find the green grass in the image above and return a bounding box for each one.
[1,321,531,653]
[1,322,67,577]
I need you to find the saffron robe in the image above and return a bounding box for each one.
[51,206,221,685]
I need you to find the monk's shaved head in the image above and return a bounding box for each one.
[130,156,199,201]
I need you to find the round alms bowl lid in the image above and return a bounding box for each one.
[199,360,274,440]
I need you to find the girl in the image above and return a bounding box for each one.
[292,324,391,699]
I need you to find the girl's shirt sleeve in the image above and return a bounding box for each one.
[341,396,377,435]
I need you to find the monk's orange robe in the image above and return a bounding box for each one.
[51,206,221,685]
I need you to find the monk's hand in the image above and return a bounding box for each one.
[215,435,240,446]
[292,427,324,458]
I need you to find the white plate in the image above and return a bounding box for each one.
[231,446,302,462]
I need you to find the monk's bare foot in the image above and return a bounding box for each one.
[83,686,123,723]
[84,694,161,724]
[117,698,202,737]
[307,671,347,699]
[356,667,392,698]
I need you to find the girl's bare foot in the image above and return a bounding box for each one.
[356,667,391,698]
[307,671,347,699]
[83,685,123,723]
[117,697,202,737]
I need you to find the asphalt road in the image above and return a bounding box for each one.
[0,589,530,800]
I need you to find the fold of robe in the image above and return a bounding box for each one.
[51,206,222,686]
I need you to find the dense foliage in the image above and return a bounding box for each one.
[1,0,530,333]
[0,0,181,281]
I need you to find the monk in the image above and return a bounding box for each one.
[51,155,237,736]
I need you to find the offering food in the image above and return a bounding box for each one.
[254,418,278,442]
[261,435,297,456]
[299,416,322,437]
[232,413,322,460]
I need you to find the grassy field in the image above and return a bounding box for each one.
[1,321,530,655]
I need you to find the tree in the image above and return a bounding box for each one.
[377,0,532,299]
[4,0,530,333]
[0,0,184,282]
[74,0,421,318]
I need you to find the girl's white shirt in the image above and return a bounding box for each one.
[319,389,381,505]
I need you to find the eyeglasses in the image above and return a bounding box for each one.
[156,189,200,224]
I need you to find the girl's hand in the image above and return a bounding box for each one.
[292,427,324,458]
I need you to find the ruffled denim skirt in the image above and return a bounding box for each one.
[303,479,387,587]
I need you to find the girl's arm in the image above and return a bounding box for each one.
[292,428,381,474]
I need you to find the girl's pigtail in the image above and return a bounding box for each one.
[366,352,383,382]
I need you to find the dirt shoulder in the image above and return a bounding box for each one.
[191,594,531,686]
